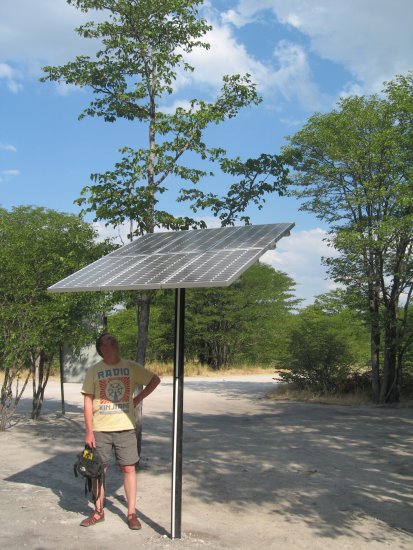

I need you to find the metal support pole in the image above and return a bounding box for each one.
[171,288,185,539]
[59,344,65,416]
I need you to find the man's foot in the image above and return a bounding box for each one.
[127,513,142,530]
[80,509,105,527]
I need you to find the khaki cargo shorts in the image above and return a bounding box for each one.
[94,429,139,466]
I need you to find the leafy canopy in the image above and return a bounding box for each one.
[42,0,270,235]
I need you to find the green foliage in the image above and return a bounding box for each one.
[312,290,371,364]
[185,264,299,367]
[107,307,137,359]
[108,289,176,362]
[0,206,112,424]
[280,302,370,393]
[41,0,269,236]
[106,263,299,368]
[282,71,413,402]
[179,152,289,226]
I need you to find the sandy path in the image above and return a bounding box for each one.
[0,375,412,549]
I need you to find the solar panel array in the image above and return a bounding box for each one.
[48,223,294,293]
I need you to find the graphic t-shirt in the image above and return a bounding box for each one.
[81,358,155,432]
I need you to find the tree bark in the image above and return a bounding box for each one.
[32,351,52,420]
[380,302,399,403]
[0,367,30,431]
[369,285,381,403]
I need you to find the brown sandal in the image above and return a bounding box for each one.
[80,509,105,527]
[127,513,142,530]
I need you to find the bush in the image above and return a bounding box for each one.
[279,309,355,393]
[336,370,372,394]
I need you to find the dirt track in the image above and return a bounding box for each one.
[1,375,412,549]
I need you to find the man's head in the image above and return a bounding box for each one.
[96,333,119,362]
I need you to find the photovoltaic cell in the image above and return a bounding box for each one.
[48,223,294,293]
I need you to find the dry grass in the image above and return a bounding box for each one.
[148,362,273,377]
[0,364,274,384]
[267,382,373,406]
[269,380,413,407]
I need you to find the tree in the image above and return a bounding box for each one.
[312,290,371,366]
[41,0,288,366]
[279,304,366,393]
[185,263,299,368]
[282,72,413,403]
[0,206,110,426]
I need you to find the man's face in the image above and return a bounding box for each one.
[99,335,119,361]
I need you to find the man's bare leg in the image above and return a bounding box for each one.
[121,464,141,529]
[121,464,137,514]
[79,464,108,527]
[93,464,108,513]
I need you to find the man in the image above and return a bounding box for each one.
[80,332,160,530]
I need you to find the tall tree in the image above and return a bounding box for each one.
[282,72,413,403]
[0,206,110,426]
[41,0,265,369]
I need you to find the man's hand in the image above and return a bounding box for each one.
[85,430,96,448]
[133,374,160,407]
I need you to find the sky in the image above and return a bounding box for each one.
[1,0,413,305]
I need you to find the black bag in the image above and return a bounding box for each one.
[74,445,105,501]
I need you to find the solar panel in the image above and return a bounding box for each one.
[48,223,294,293]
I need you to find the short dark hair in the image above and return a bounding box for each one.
[95,332,116,357]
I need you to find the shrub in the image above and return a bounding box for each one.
[279,309,355,393]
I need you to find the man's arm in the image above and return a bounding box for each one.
[84,393,96,448]
[133,374,161,407]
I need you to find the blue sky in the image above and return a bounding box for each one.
[1,0,413,304]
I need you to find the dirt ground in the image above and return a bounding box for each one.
[1,375,413,549]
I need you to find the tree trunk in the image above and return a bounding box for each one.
[59,344,65,416]
[32,351,52,420]
[134,65,156,459]
[397,348,404,398]
[134,291,153,457]
[0,368,13,431]
[369,284,381,403]
[0,367,31,431]
[380,303,399,403]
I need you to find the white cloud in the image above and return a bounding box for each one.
[0,0,90,60]
[1,0,411,102]
[261,227,339,305]
[184,22,269,91]
[180,16,321,110]
[160,99,194,115]
[223,0,413,94]
[269,40,321,110]
[2,169,20,176]
[0,0,99,86]
[222,1,270,27]
[0,62,23,92]
[92,221,131,245]
[0,168,20,184]
[0,0,321,110]
[0,142,17,152]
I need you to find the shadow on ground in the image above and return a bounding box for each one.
[3,379,413,546]
[143,400,413,542]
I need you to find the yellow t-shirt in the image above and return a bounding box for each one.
[81,358,155,432]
